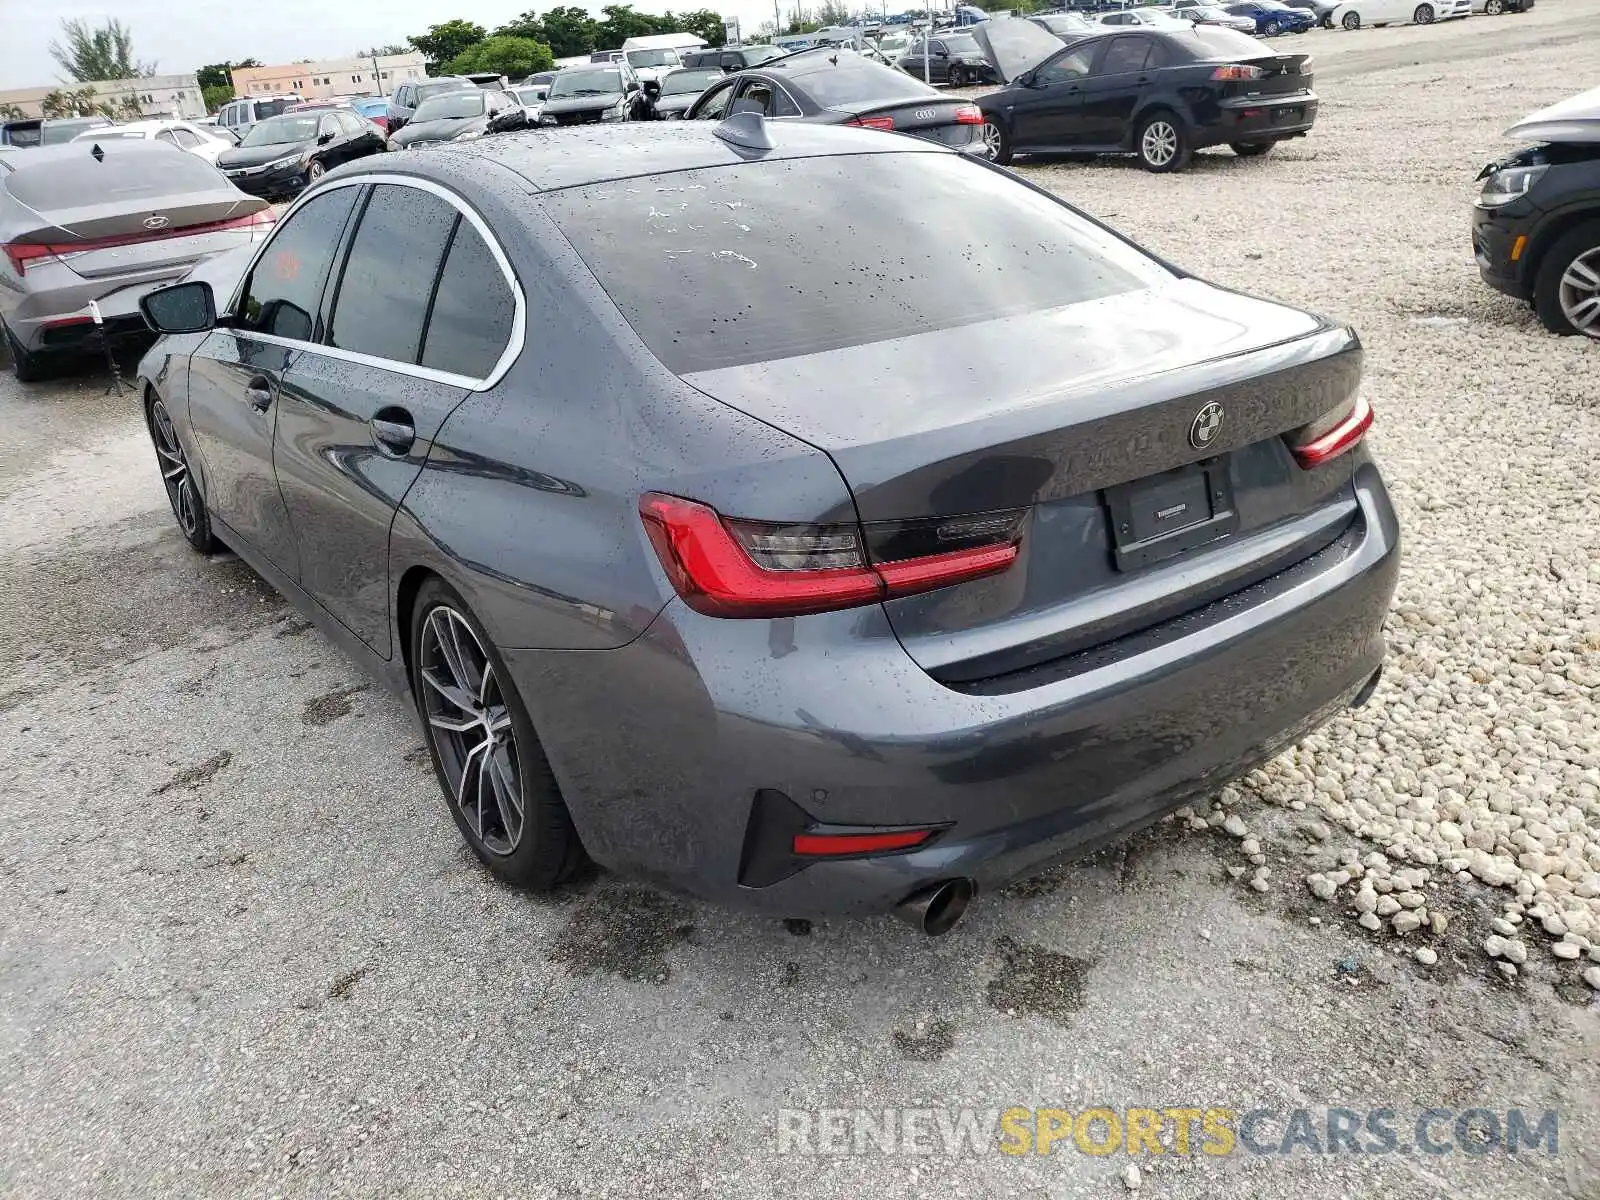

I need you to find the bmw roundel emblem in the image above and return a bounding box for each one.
[1189,402,1224,450]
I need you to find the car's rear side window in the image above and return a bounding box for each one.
[326,184,457,364]
[237,187,359,341]
[421,219,514,378]
[544,152,1167,374]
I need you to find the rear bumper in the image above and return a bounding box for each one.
[509,462,1400,918]
[1201,94,1318,146]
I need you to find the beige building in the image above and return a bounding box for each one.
[0,74,204,120]
[230,53,428,101]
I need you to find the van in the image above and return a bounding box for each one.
[215,95,301,139]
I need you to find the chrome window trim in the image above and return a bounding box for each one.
[225,172,526,392]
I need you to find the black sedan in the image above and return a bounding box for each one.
[897,32,1000,86]
[389,89,529,149]
[217,111,386,198]
[135,120,1394,928]
[685,49,985,151]
[972,18,1317,172]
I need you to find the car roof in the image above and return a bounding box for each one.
[398,119,947,193]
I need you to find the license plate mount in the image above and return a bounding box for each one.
[1104,459,1238,572]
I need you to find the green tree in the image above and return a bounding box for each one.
[358,44,412,57]
[594,5,668,48]
[408,20,488,71]
[201,85,235,113]
[40,86,102,118]
[49,18,154,82]
[444,35,555,80]
[195,59,260,91]
[535,7,604,57]
[814,1,852,24]
[0,102,26,120]
[678,9,728,47]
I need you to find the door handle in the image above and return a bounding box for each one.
[370,408,416,457]
[245,376,273,412]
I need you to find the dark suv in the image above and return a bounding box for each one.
[1473,85,1600,338]
[1,116,112,148]
[681,45,789,72]
[388,76,478,134]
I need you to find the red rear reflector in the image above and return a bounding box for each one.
[1291,395,1373,468]
[793,829,933,856]
[41,315,94,329]
[845,115,895,131]
[638,493,1021,619]
[1211,64,1264,80]
[953,104,983,125]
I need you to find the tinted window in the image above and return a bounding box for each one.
[4,147,225,211]
[1177,26,1276,57]
[42,120,106,145]
[256,98,295,120]
[173,128,204,148]
[546,154,1167,373]
[237,187,359,341]
[420,220,514,379]
[783,59,932,107]
[1100,36,1150,73]
[1035,44,1098,85]
[337,112,365,135]
[326,184,456,363]
[693,81,735,118]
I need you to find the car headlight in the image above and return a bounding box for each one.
[600,102,626,122]
[454,128,484,141]
[266,153,304,170]
[1476,163,1547,208]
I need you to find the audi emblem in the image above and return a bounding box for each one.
[142,215,170,230]
[914,107,936,121]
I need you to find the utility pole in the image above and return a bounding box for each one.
[774,0,782,36]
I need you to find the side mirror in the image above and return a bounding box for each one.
[644,80,662,98]
[140,280,216,335]
[317,131,334,145]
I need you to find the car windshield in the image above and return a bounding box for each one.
[662,69,722,96]
[741,45,787,64]
[241,115,320,146]
[413,92,487,121]
[627,48,679,67]
[550,69,623,97]
[418,80,472,102]
[546,153,1168,374]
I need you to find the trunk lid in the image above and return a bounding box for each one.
[832,97,980,145]
[682,278,1365,680]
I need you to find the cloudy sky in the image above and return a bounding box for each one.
[0,0,795,85]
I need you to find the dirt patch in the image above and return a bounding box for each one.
[327,966,370,1000]
[152,750,232,796]
[547,885,693,984]
[274,618,314,639]
[302,684,370,727]
[892,1019,955,1061]
[986,936,1095,1024]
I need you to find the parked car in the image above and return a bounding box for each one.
[973,20,1317,170]
[349,97,393,134]
[519,71,559,99]
[1221,1,1317,33]
[389,90,530,148]
[1175,5,1261,32]
[464,73,510,90]
[539,64,653,125]
[898,32,1002,86]
[1098,8,1196,27]
[681,45,790,72]
[215,95,301,140]
[509,86,548,122]
[1,116,113,149]
[389,77,479,134]
[1330,0,1468,25]
[1473,84,1600,338]
[686,49,985,150]
[0,140,273,381]
[69,119,236,164]
[133,118,1396,930]
[216,110,387,199]
[1029,11,1101,38]
[1278,0,1342,25]
[654,68,726,117]
[1471,0,1532,12]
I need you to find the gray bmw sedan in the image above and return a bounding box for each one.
[136,116,1399,933]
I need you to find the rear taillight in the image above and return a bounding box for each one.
[845,115,895,131]
[2,243,60,277]
[1211,64,1264,81]
[953,104,983,124]
[638,493,1023,618]
[1289,395,1373,468]
[2,208,275,277]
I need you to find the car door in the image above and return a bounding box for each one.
[272,181,516,656]
[1076,35,1154,147]
[1007,42,1100,149]
[335,110,379,157]
[184,186,362,577]
[688,78,736,119]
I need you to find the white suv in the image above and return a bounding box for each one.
[214,95,302,139]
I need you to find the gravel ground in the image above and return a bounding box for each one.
[3,7,1599,1198]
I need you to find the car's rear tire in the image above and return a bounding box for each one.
[1533,221,1600,339]
[146,392,219,554]
[1136,111,1191,173]
[1264,18,1282,32]
[411,578,586,890]
[1342,10,1362,26]
[3,322,52,383]
[1231,141,1275,157]
[307,160,326,184]
[982,118,1012,165]
[1413,2,1435,19]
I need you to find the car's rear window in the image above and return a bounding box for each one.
[255,98,295,120]
[544,152,1167,374]
[780,58,932,107]
[1172,27,1277,58]
[4,150,224,211]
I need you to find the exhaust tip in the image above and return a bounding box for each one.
[893,878,975,937]
[1350,665,1383,710]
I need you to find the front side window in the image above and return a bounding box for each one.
[421,220,515,379]
[236,187,360,341]
[692,81,735,119]
[325,184,458,364]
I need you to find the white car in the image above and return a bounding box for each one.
[1331,0,1470,26]
[509,86,545,124]
[70,119,236,163]
[1096,8,1196,27]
